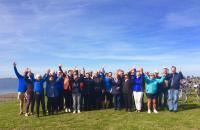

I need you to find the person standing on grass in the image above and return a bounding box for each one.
[160,67,170,110]
[24,72,34,117]
[144,72,166,114]
[132,70,145,112]
[168,66,184,112]
[103,72,113,109]
[59,65,73,113]
[82,72,94,111]
[29,70,49,117]
[56,70,64,112]
[111,73,122,110]
[46,70,62,115]
[13,62,28,115]
[154,70,163,110]
[122,74,133,112]
[71,72,82,114]
[93,71,104,110]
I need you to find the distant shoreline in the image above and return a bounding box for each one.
[0,92,17,102]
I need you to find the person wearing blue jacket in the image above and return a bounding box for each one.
[132,70,145,112]
[46,70,62,115]
[29,70,49,117]
[144,72,165,114]
[56,71,64,112]
[103,72,113,109]
[13,62,28,115]
[167,66,184,112]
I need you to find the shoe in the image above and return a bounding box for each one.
[153,109,158,114]
[68,109,71,113]
[73,111,76,114]
[29,112,34,115]
[77,110,81,114]
[19,112,23,115]
[65,108,68,113]
[25,113,29,117]
[147,109,151,114]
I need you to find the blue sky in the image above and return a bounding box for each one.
[0,0,200,77]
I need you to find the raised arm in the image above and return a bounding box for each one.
[42,69,50,83]
[144,74,151,83]
[156,76,165,84]
[59,65,66,77]
[29,71,35,82]
[13,62,23,78]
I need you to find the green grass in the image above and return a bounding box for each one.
[0,94,200,130]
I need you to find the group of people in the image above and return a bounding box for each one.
[13,62,184,117]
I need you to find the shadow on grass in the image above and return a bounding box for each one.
[178,103,200,111]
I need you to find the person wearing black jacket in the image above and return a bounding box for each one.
[93,71,104,110]
[82,73,94,111]
[122,74,133,112]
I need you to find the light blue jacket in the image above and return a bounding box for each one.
[144,75,165,94]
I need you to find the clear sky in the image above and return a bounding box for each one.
[0,0,200,77]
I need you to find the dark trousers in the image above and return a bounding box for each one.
[63,90,72,109]
[123,93,132,111]
[81,94,91,111]
[31,93,46,116]
[103,92,113,108]
[158,89,168,109]
[58,91,64,111]
[26,94,33,113]
[47,97,57,115]
[94,91,102,109]
[113,94,121,109]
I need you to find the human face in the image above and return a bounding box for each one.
[171,66,176,73]
[136,71,141,77]
[86,73,90,78]
[150,74,155,79]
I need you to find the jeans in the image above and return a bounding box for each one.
[168,89,179,111]
[72,93,81,111]
[113,94,121,109]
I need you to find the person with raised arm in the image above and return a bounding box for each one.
[132,70,145,112]
[24,69,34,117]
[59,65,73,113]
[29,69,49,117]
[46,70,63,115]
[167,66,184,112]
[144,71,166,114]
[13,62,28,115]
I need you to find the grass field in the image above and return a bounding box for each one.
[0,94,200,130]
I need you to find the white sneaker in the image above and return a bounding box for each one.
[25,113,29,117]
[65,108,68,113]
[73,111,76,114]
[68,109,71,113]
[148,109,151,114]
[77,110,81,114]
[153,109,158,114]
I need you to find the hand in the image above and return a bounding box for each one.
[13,62,16,67]
[47,69,50,74]
[59,64,62,68]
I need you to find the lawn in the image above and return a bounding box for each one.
[0,94,200,130]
